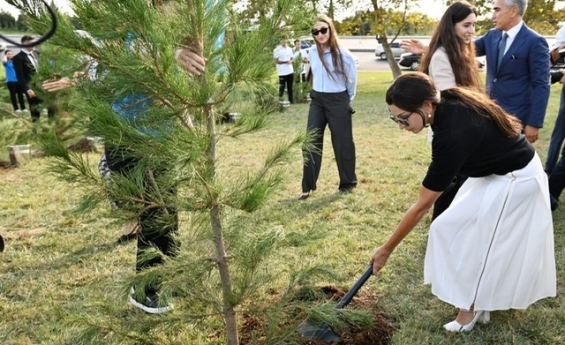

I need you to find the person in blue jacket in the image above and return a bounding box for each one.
[43,34,206,315]
[2,49,27,113]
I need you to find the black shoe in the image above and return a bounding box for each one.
[298,192,310,200]
[338,184,356,193]
[116,232,137,244]
[129,287,173,314]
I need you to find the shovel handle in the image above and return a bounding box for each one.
[335,265,374,309]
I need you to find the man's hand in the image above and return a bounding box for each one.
[27,89,36,98]
[175,48,206,76]
[524,125,539,143]
[400,39,425,54]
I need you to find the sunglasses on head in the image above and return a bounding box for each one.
[388,112,413,126]
[311,27,329,36]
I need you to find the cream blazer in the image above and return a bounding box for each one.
[427,47,456,145]
[429,47,457,90]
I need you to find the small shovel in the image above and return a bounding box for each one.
[297,265,374,343]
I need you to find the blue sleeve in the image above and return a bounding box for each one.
[474,35,485,57]
[527,35,551,128]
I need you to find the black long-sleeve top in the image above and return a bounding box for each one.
[423,99,535,192]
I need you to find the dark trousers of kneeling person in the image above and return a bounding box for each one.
[548,149,565,209]
[278,73,294,104]
[27,93,55,122]
[302,90,357,194]
[432,175,467,220]
[105,146,179,295]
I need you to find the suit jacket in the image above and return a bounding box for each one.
[475,24,550,128]
[11,50,37,93]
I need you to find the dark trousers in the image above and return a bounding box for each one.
[6,82,25,111]
[278,73,294,103]
[545,86,565,175]
[549,152,565,200]
[26,93,55,122]
[432,175,467,220]
[302,90,357,192]
[105,146,178,293]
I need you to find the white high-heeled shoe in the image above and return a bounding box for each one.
[443,310,489,332]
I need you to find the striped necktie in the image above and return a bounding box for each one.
[497,33,508,68]
[27,52,38,70]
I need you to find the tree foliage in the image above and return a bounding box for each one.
[337,9,436,36]
[0,10,28,31]
[462,0,565,35]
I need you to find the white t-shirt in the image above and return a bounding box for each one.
[273,45,294,76]
[293,48,309,74]
[552,26,565,50]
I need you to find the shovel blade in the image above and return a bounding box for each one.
[298,320,341,343]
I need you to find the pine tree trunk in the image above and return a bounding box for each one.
[204,103,239,345]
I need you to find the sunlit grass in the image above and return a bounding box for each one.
[1,71,564,344]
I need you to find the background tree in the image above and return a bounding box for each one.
[0,11,18,30]
[369,0,417,78]
[6,0,368,344]
[337,9,435,36]
[468,0,565,35]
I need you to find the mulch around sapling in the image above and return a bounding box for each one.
[240,286,395,345]
[67,138,96,153]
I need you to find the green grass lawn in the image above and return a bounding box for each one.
[1,71,564,344]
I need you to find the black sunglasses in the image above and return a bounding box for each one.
[388,112,413,126]
[311,27,329,36]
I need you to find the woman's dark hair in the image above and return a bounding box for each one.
[386,73,522,136]
[420,1,482,91]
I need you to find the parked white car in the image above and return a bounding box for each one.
[375,42,404,60]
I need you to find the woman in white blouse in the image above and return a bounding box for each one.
[299,14,357,200]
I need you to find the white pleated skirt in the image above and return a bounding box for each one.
[424,153,556,311]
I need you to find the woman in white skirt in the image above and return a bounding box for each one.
[370,73,556,332]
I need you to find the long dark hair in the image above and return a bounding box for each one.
[386,73,522,137]
[312,14,346,81]
[420,1,482,91]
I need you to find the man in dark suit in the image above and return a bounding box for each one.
[474,0,550,144]
[12,35,54,122]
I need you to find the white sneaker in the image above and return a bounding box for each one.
[15,109,22,113]
[21,109,29,113]
[129,286,173,314]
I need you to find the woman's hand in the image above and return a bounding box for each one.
[369,246,393,275]
[175,48,206,76]
[400,39,425,55]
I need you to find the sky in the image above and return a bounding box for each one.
[0,0,72,16]
[0,0,446,20]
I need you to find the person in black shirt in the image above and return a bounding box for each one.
[370,73,555,333]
